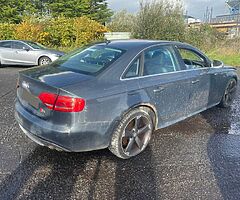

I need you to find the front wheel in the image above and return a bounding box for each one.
[109,107,154,159]
[38,56,52,66]
[219,79,237,108]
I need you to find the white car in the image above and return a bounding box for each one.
[0,40,64,67]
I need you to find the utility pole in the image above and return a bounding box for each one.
[210,7,213,23]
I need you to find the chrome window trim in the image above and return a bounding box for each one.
[120,43,172,81]
[120,68,209,81]
[120,44,213,81]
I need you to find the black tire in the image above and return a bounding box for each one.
[38,56,52,66]
[219,79,237,108]
[109,107,154,159]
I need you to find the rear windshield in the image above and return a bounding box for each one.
[52,45,125,75]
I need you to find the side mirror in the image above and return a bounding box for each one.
[212,60,224,68]
[23,47,30,51]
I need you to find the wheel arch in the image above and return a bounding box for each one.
[121,103,158,131]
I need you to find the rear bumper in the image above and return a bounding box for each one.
[15,101,112,152]
[19,124,71,152]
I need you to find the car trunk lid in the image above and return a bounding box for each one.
[17,66,93,118]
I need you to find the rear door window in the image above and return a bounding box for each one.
[0,41,12,48]
[143,46,180,76]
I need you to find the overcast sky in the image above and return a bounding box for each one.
[107,0,230,19]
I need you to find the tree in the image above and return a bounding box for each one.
[107,10,136,32]
[47,0,90,18]
[47,0,112,24]
[0,0,113,24]
[0,0,38,23]
[133,0,186,41]
[88,0,113,24]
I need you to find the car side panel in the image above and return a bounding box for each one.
[208,67,237,106]
[186,68,210,114]
[11,49,38,65]
[0,47,16,64]
[137,72,193,128]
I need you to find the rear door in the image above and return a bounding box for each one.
[12,41,36,65]
[138,45,192,128]
[0,41,14,64]
[176,46,211,114]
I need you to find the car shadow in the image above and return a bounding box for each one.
[112,146,157,199]
[0,147,88,200]
[202,104,240,200]
[0,144,157,199]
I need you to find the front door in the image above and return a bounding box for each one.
[12,41,36,65]
[176,47,211,113]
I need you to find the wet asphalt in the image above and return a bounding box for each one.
[0,67,240,200]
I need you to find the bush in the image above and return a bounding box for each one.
[185,24,225,51]
[43,17,75,47]
[73,16,108,46]
[0,23,15,40]
[0,16,108,48]
[14,17,44,42]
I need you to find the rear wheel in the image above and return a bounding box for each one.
[38,56,51,66]
[219,79,237,108]
[109,107,154,159]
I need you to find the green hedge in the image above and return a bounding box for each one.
[0,16,108,48]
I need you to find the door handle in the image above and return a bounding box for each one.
[153,87,165,93]
[192,80,200,84]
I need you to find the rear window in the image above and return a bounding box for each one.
[52,45,125,75]
[0,41,12,48]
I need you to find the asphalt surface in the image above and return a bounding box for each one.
[0,67,240,200]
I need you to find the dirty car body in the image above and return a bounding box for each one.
[15,40,238,155]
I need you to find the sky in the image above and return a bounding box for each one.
[107,0,230,19]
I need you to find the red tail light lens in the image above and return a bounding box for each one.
[38,92,85,112]
[39,92,58,110]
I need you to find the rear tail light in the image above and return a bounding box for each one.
[38,92,85,112]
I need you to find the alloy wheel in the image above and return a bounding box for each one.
[40,57,51,66]
[224,79,237,106]
[121,115,152,157]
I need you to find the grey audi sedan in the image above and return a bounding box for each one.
[0,40,64,67]
[15,40,238,159]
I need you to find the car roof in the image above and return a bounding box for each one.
[97,39,184,51]
[0,40,27,43]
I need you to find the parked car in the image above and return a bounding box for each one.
[15,40,238,159]
[0,40,64,67]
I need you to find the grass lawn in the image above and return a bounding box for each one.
[207,50,240,67]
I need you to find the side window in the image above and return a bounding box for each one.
[178,48,206,69]
[124,57,140,78]
[13,42,29,50]
[0,41,12,48]
[143,46,180,76]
